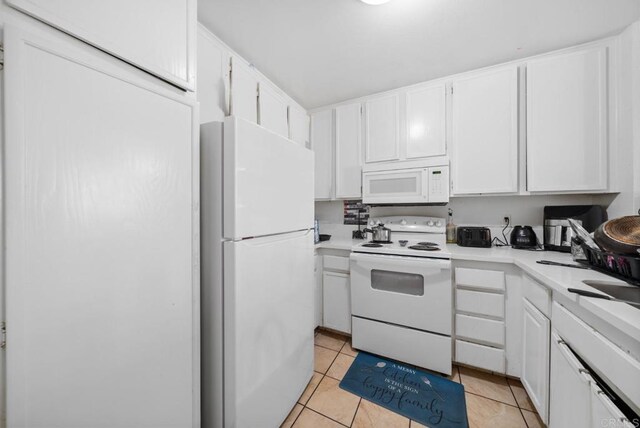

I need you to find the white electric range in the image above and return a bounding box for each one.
[350,216,453,375]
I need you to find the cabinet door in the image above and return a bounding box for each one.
[451,66,519,194]
[322,272,351,334]
[521,299,551,423]
[405,84,446,158]
[527,47,608,192]
[4,25,198,427]
[311,110,333,200]
[230,57,258,124]
[335,103,363,199]
[289,106,310,147]
[549,332,592,428]
[258,82,289,138]
[365,94,400,163]
[7,0,196,91]
[197,26,230,123]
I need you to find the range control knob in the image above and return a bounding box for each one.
[427,220,435,226]
[436,221,443,227]
[400,219,407,225]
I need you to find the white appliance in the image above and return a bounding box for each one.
[4,23,199,427]
[350,216,453,375]
[201,117,315,428]
[362,160,449,205]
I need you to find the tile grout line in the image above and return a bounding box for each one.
[288,403,304,427]
[315,342,347,353]
[303,406,351,427]
[349,397,362,428]
[299,373,325,406]
[322,346,342,376]
[518,406,532,428]
[506,379,522,408]
[465,390,521,409]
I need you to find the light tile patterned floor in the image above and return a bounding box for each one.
[281,330,546,428]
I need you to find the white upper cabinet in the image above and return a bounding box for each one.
[405,84,447,159]
[335,103,363,199]
[289,105,311,147]
[311,110,333,200]
[197,26,230,124]
[7,0,196,91]
[230,57,258,124]
[258,82,289,138]
[526,46,608,192]
[365,94,400,163]
[451,65,519,195]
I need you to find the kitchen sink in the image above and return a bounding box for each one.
[582,280,640,305]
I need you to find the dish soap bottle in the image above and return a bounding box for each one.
[446,208,457,244]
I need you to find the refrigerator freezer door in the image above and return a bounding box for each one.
[224,230,314,428]
[224,116,314,239]
[4,25,199,427]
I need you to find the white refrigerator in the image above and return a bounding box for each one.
[201,117,315,428]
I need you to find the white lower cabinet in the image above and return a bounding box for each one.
[590,383,635,428]
[322,271,351,334]
[521,298,551,424]
[550,329,637,428]
[454,264,512,374]
[549,331,592,428]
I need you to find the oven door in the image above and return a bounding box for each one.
[350,252,452,335]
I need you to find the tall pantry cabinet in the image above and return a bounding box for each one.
[1,4,200,428]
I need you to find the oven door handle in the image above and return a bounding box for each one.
[350,252,451,270]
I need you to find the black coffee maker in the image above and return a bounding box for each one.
[510,226,538,249]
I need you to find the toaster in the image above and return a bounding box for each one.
[457,227,492,248]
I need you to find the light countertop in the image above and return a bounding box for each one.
[315,239,640,343]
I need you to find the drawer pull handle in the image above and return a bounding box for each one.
[578,368,590,375]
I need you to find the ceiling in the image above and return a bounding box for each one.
[199,0,640,109]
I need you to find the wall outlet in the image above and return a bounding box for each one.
[503,216,511,226]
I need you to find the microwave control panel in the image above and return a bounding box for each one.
[428,166,450,203]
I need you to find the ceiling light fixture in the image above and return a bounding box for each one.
[360,0,392,5]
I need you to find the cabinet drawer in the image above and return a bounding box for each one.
[455,340,505,373]
[352,316,452,375]
[523,274,551,317]
[553,302,640,410]
[323,255,350,273]
[455,267,505,291]
[456,314,505,347]
[456,289,504,318]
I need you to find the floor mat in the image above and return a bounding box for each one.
[339,352,468,428]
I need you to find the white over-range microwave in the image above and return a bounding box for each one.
[362,159,450,205]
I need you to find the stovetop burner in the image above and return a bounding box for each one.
[417,242,439,247]
[408,245,441,251]
[362,243,383,248]
[370,240,393,244]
